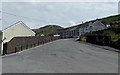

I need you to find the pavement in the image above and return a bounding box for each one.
[2,39,118,73]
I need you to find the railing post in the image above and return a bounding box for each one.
[38,42,39,45]
[21,46,22,51]
[15,47,17,53]
[26,44,28,49]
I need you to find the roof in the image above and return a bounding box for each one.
[76,22,89,29]
[2,21,21,31]
[92,20,107,31]
[92,20,105,26]
[2,21,35,35]
[67,27,77,31]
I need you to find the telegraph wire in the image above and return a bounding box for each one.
[0,11,48,22]
[0,11,77,26]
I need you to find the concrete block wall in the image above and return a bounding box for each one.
[3,36,59,55]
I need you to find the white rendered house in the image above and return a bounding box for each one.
[1,21,35,55]
[2,21,35,43]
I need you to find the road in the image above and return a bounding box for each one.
[2,39,118,73]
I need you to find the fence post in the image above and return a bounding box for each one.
[38,42,39,45]
[34,43,36,47]
[21,46,22,51]
[26,44,28,49]
[15,47,17,53]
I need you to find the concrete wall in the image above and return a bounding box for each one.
[3,36,60,55]
[3,21,35,43]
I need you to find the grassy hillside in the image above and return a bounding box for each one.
[32,25,64,36]
[60,15,120,31]
[100,15,120,25]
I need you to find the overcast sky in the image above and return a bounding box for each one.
[1,2,118,30]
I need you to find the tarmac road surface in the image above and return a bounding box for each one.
[2,39,118,73]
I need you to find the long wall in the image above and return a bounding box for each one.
[3,36,60,55]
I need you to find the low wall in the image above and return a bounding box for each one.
[3,36,60,55]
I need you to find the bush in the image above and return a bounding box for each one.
[110,39,120,50]
[79,36,86,41]
[103,30,120,42]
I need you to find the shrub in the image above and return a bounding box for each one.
[103,30,120,42]
[79,36,86,41]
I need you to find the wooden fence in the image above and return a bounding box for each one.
[3,36,60,55]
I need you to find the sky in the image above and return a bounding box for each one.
[0,2,118,30]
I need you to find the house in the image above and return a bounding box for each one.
[85,22,93,33]
[56,27,79,38]
[91,20,107,32]
[79,23,89,36]
[55,30,67,38]
[41,34,45,36]
[66,27,79,38]
[55,20,107,38]
[53,34,60,37]
[79,20,107,36]
[2,21,36,43]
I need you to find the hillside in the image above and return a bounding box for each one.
[65,14,120,35]
[100,15,120,25]
[32,15,120,36]
[65,15,120,30]
[32,25,64,36]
